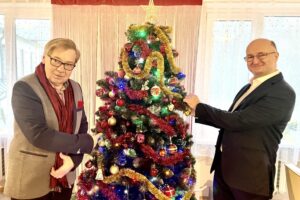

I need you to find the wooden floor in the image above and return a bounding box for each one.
[0,194,9,200]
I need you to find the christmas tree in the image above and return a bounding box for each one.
[77,22,197,200]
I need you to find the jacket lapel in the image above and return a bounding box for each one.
[233,73,283,111]
[228,83,251,112]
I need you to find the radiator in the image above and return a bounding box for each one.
[0,138,7,181]
[274,147,300,195]
[274,160,287,194]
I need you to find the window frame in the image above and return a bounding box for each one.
[0,3,51,86]
[0,3,51,138]
[193,1,300,146]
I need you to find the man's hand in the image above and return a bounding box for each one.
[50,153,74,179]
[184,94,200,116]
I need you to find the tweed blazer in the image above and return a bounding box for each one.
[4,74,93,199]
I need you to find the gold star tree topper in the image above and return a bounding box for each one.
[143,0,159,24]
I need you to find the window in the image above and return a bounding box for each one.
[193,2,300,159]
[263,16,300,147]
[209,20,251,108]
[16,19,50,79]
[0,4,51,139]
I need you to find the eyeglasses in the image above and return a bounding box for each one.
[48,55,76,71]
[244,52,276,63]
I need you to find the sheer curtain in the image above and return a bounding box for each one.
[192,17,253,158]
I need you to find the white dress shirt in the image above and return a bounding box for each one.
[232,70,280,111]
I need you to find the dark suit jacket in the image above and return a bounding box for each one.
[195,73,295,197]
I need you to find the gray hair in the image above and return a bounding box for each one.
[44,38,81,63]
[270,40,277,51]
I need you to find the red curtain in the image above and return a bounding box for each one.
[51,0,202,5]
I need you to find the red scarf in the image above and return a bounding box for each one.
[35,63,74,190]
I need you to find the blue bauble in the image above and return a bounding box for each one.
[177,72,186,80]
[175,194,183,200]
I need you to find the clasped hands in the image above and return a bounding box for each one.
[183,94,200,116]
[50,133,102,179]
[50,153,74,179]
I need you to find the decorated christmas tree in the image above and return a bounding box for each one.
[77,22,197,200]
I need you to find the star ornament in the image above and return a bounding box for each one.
[142,0,159,24]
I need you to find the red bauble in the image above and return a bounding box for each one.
[100,121,109,129]
[116,99,125,107]
[136,134,145,143]
[99,106,108,112]
[150,166,159,177]
[162,185,175,197]
[108,110,115,117]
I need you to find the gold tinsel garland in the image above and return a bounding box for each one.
[121,49,160,80]
[102,168,194,200]
[121,23,183,98]
[153,26,180,74]
[121,49,182,98]
[126,24,179,74]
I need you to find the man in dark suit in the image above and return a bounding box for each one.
[184,38,295,200]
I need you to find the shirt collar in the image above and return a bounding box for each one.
[49,81,68,92]
[250,70,280,86]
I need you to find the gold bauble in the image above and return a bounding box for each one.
[184,108,192,116]
[163,168,174,178]
[108,116,117,126]
[110,164,119,174]
[109,91,115,98]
